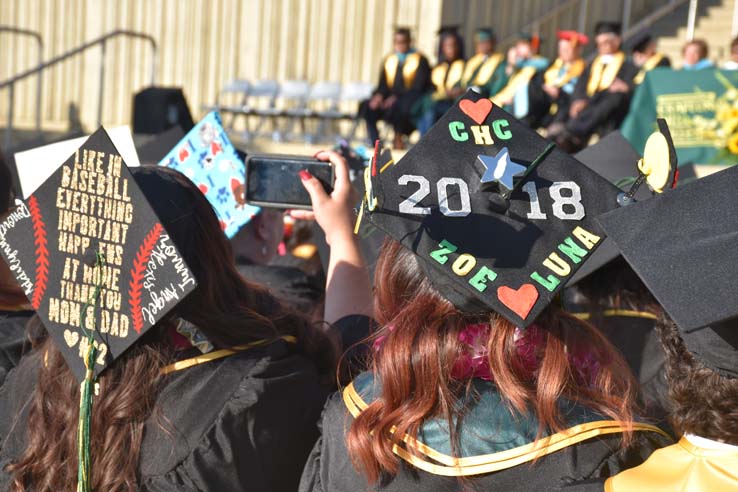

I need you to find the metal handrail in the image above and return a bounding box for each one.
[498,0,583,47]
[1,29,158,149]
[0,26,44,139]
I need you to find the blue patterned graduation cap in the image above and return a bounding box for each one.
[158,111,260,238]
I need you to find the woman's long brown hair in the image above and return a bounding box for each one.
[7,166,334,491]
[346,239,640,483]
[0,151,28,308]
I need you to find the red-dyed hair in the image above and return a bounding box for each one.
[346,239,639,483]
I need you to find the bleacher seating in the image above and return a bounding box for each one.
[202,79,374,144]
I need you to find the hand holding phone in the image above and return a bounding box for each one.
[245,154,334,210]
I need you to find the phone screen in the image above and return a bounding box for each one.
[245,155,334,209]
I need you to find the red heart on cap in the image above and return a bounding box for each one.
[497,284,539,320]
[459,98,493,124]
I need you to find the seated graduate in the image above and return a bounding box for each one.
[0,154,33,384]
[417,26,466,135]
[299,94,671,492]
[598,162,738,492]
[460,28,508,98]
[681,38,714,70]
[551,21,638,153]
[630,32,671,85]
[491,33,550,120]
[362,27,432,149]
[526,30,587,130]
[0,129,368,492]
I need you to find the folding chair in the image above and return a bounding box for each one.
[299,81,341,143]
[338,82,374,142]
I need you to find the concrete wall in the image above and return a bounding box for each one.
[0,0,666,133]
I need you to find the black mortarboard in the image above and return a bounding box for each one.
[630,32,654,53]
[568,132,650,284]
[358,90,623,327]
[136,125,185,165]
[598,164,738,378]
[393,26,413,38]
[0,128,197,380]
[475,28,496,42]
[1,152,13,213]
[437,25,461,36]
[595,21,622,36]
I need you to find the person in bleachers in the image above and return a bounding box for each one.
[682,39,713,70]
[722,36,738,69]
[491,33,550,119]
[361,27,432,149]
[460,28,507,97]
[631,32,671,84]
[550,21,638,153]
[417,26,466,135]
[524,30,587,130]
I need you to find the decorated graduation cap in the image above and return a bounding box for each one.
[475,27,496,42]
[356,90,623,327]
[158,111,259,238]
[598,164,738,378]
[0,127,197,380]
[595,21,622,36]
[557,30,589,46]
[136,125,185,165]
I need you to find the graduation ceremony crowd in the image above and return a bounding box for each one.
[0,15,737,492]
[365,21,731,152]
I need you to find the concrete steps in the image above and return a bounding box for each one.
[645,0,736,67]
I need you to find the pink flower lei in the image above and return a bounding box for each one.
[373,322,601,384]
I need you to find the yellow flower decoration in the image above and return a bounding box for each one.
[728,133,738,154]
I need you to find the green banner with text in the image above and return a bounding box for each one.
[621,67,738,165]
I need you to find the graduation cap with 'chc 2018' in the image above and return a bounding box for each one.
[0,127,198,381]
[158,111,259,238]
[598,164,738,378]
[357,90,624,327]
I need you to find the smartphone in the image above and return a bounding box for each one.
[244,154,334,210]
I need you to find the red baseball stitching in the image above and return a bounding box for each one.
[128,223,163,334]
[28,196,49,310]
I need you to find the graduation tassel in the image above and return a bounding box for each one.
[77,251,106,492]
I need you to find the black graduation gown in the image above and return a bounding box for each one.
[236,260,324,315]
[566,57,639,138]
[590,313,670,424]
[300,373,673,492]
[0,309,32,385]
[363,53,432,140]
[0,338,328,492]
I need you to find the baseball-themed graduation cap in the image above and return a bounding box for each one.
[0,127,197,381]
[357,90,624,327]
[598,164,738,378]
[158,111,259,238]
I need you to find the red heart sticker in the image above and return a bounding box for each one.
[178,147,190,162]
[497,284,539,320]
[459,98,493,125]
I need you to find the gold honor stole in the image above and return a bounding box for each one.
[343,381,669,477]
[605,437,738,492]
[634,53,665,85]
[543,58,585,88]
[491,66,538,106]
[431,59,465,99]
[385,52,422,89]
[462,53,504,87]
[586,52,626,97]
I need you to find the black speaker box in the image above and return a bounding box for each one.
[132,87,195,135]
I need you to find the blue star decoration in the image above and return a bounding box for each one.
[478,148,528,194]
